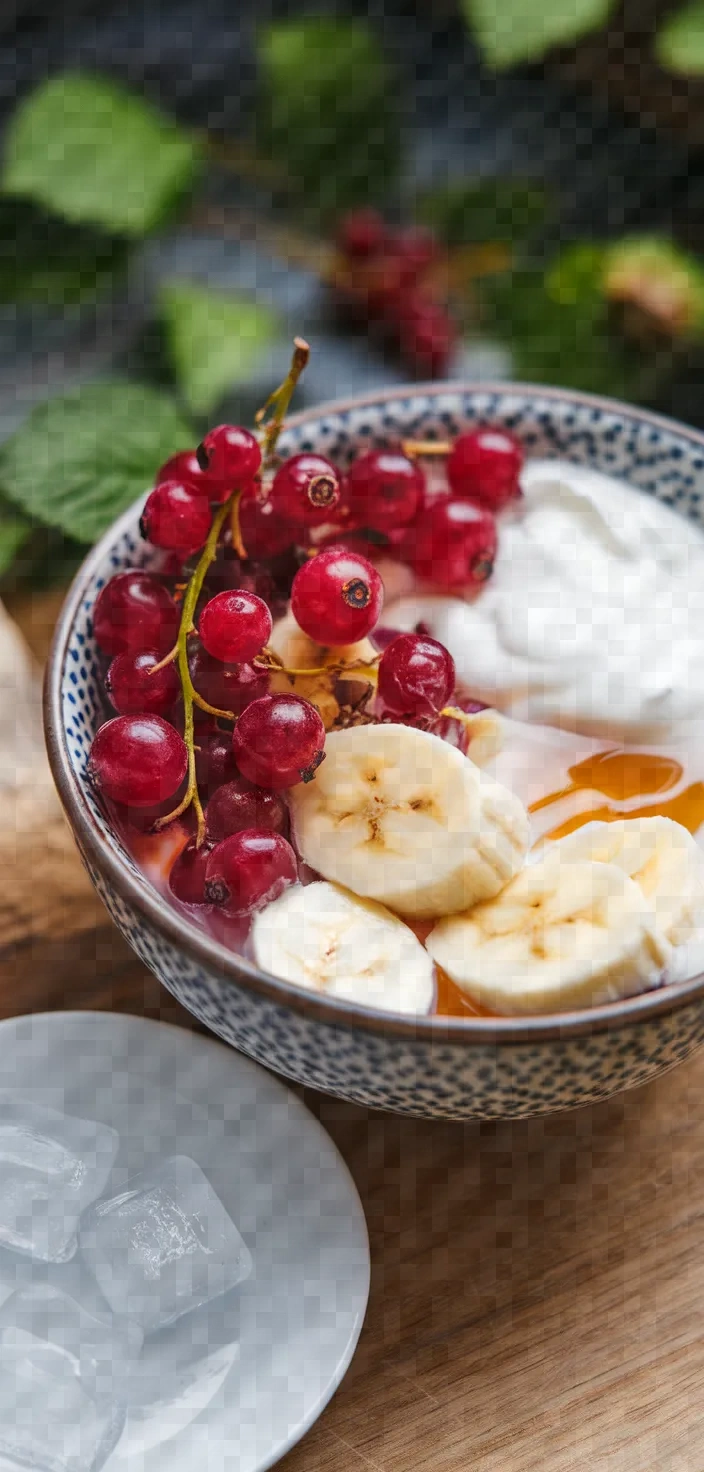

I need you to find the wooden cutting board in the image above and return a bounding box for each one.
[4,588,704,1472]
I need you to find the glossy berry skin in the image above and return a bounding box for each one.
[378,634,455,718]
[198,589,272,666]
[206,777,288,844]
[105,649,180,716]
[291,545,383,645]
[339,208,387,259]
[270,454,342,528]
[93,571,179,657]
[345,449,425,532]
[196,425,262,498]
[155,449,222,500]
[169,839,212,905]
[447,428,523,510]
[404,499,497,591]
[194,727,238,795]
[204,829,297,916]
[238,488,297,559]
[233,694,326,789]
[88,714,187,808]
[140,481,212,555]
[190,643,269,715]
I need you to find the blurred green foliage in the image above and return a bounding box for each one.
[258,18,400,221]
[159,281,278,418]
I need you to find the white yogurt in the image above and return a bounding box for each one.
[388,458,704,743]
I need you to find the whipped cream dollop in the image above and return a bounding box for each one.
[387,459,704,742]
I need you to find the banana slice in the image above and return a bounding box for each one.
[252,880,434,1014]
[268,612,377,730]
[288,723,530,919]
[426,853,671,1015]
[552,817,704,944]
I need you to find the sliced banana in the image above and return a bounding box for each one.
[268,612,377,730]
[552,816,704,944]
[252,880,434,1015]
[426,853,671,1016]
[288,723,530,919]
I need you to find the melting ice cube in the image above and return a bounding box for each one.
[0,1095,119,1263]
[79,1154,252,1334]
[0,1284,132,1472]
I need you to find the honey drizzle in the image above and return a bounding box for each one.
[529,748,704,842]
[431,747,704,1019]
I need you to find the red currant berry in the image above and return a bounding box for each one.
[198,589,272,666]
[233,694,326,789]
[404,499,497,591]
[93,572,179,657]
[194,726,239,795]
[338,208,387,259]
[399,296,456,377]
[238,488,297,559]
[105,649,180,716]
[140,481,212,555]
[190,643,269,715]
[88,714,187,807]
[345,449,425,531]
[291,546,383,645]
[377,633,455,718]
[196,425,262,496]
[204,829,297,916]
[206,777,288,843]
[269,454,342,528]
[393,226,440,282]
[155,449,221,500]
[169,839,212,905]
[447,428,524,510]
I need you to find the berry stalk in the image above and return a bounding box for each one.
[255,337,310,464]
[154,493,237,842]
[153,340,311,843]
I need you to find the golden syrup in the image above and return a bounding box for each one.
[529,748,704,842]
[433,964,492,1018]
[431,748,704,1019]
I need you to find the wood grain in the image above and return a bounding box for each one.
[5,590,704,1471]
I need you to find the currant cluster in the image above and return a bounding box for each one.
[333,209,457,378]
[85,369,524,932]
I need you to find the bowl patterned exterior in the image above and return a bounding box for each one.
[44,383,704,1120]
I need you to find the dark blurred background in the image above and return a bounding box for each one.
[1,0,703,594]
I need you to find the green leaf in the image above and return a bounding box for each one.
[0,381,194,544]
[258,19,399,219]
[0,199,128,305]
[656,1,704,73]
[418,178,550,248]
[603,235,704,337]
[3,73,199,237]
[462,0,616,68]
[160,281,278,417]
[0,511,30,576]
[480,249,652,400]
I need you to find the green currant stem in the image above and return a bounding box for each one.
[154,494,238,845]
[255,338,310,465]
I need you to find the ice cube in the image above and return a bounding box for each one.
[0,1095,119,1263]
[79,1154,252,1334]
[0,1285,129,1472]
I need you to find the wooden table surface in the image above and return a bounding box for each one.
[6,590,704,1472]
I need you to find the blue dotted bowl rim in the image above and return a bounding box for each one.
[44,380,704,1044]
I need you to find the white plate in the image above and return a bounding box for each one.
[0,1011,370,1472]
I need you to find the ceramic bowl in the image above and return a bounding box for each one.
[44,383,704,1120]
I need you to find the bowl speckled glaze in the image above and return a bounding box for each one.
[44,383,704,1119]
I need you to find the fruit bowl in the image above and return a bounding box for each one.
[44,382,704,1120]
